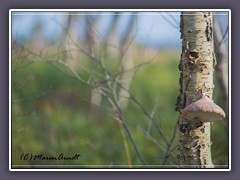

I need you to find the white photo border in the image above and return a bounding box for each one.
[9,9,231,171]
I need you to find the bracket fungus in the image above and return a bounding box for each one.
[181,95,226,123]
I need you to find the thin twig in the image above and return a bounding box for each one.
[126,91,169,147]
[160,13,179,29]
[12,86,52,103]
[162,119,179,165]
[117,119,132,167]
[218,25,229,47]
[137,127,166,152]
[101,90,148,165]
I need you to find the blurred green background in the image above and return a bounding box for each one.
[11,49,228,168]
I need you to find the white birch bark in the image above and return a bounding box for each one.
[176,12,215,168]
[117,15,136,109]
[63,13,79,67]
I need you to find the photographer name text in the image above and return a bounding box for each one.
[20,153,81,161]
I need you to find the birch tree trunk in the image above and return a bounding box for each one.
[213,16,228,120]
[85,15,100,56]
[117,15,136,109]
[84,15,103,119]
[104,13,119,43]
[176,12,215,168]
[63,13,80,67]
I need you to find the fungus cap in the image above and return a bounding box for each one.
[181,95,226,123]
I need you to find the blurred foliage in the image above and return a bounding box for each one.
[11,47,228,168]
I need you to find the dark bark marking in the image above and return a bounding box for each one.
[188,51,199,60]
[205,20,213,41]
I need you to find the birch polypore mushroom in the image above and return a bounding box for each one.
[181,95,226,123]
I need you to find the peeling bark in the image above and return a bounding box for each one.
[176,12,215,168]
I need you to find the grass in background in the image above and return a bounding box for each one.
[11,49,228,167]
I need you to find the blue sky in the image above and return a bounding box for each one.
[11,11,228,49]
